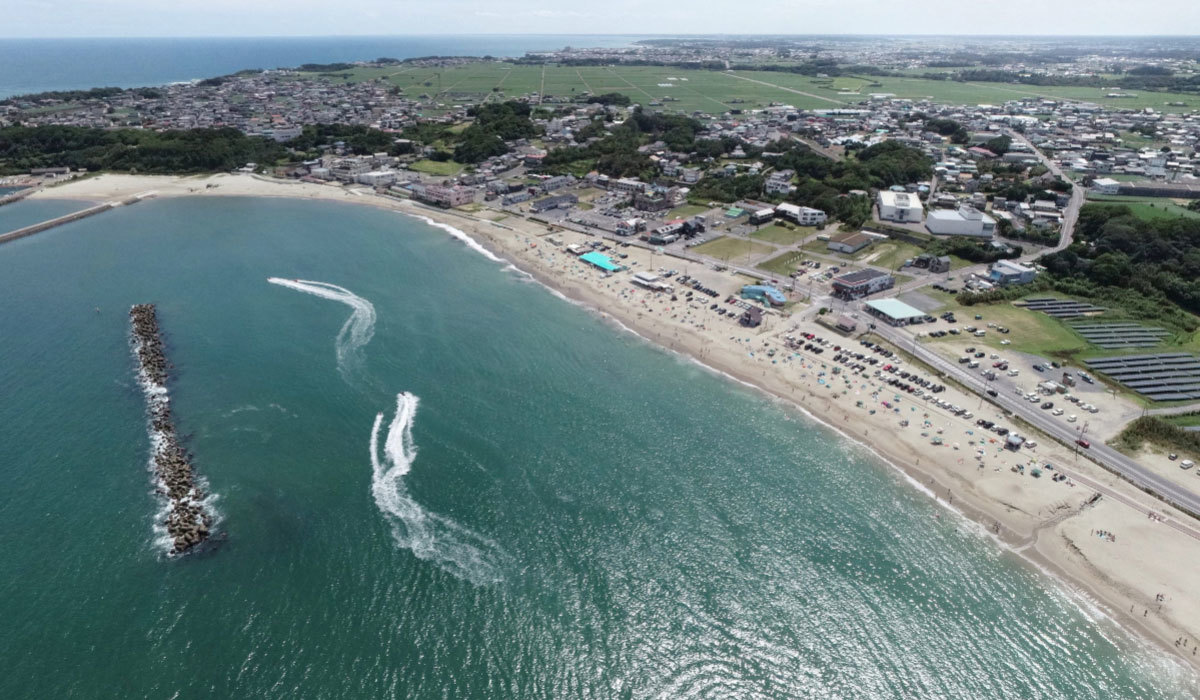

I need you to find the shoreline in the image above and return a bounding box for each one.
[29,173,1200,676]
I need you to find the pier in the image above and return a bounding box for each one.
[0,191,156,246]
[0,187,38,207]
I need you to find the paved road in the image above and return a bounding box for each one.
[869,322,1200,518]
[1007,130,1084,254]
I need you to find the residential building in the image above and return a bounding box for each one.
[356,170,398,187]
[611,177,645,193]
[616,218,646,236]
[749,208,776,225]
[765,169,795,195]
[633,190,671,212]
[413,184,475,208]
[530,194,578,213]
[1091,177,1121,195]
[775,203,827,226]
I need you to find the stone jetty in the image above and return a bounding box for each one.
[129,304,214,555]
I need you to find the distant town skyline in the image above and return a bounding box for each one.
[4,1,1200,38]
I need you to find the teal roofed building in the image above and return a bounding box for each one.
[579,251,622,272]
[741,285,786,306]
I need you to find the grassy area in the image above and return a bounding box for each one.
[1166,413,1200,428]
[758,250,808,277]
[1118,130,1168,149]
[667,203,710,218]
[692,236,775,264]
[928,289,1200,373]
[801,239,834,255]
[408,159,464,177]
[1085,193,1200,221]
[295,64,1200,117]
[924,298,1090,359]
[731,71,1200,113]
[750,224,814,246]
[856,241,922,270]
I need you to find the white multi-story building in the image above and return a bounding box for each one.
[776,203,828,226]
[926,206,996,237]
[877,190,924,223]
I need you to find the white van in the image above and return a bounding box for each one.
[1182,460,1195,470]
[974,330,987,337]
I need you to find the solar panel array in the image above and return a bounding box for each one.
[1085,353,1200,401]
[1071,322,1170,349]
[1016,297,1107,319]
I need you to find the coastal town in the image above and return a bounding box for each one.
[4,34,1200,679]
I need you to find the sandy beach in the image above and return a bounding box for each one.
[29,173,1200,672]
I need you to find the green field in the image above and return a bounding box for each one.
[925,292,1200,368]
[298,63,1200,115]
[757,250,807,277]
[1085,193,1200,221]
[667,203,710,219]
[408,159,464,176]
[691,236,775,264]
[729,71,1200,113]
[750,224,814,246]
[858,241,924,270]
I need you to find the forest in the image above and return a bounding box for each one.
[0,125,286,174]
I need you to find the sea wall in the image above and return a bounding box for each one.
[129,304,214,554]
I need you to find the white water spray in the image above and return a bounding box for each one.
[370,392,508,585]
[267,278,376,382]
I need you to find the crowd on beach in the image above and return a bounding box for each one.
[130,304,215,555]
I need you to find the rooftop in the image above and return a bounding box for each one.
[865,298,926,320]
[579,251,620,272]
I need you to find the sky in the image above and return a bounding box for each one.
[4,0,1200,38]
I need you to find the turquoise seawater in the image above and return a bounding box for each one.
[0,198,88,231]
[0,197,1196,698]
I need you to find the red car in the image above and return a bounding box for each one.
[1076,439,1090,449]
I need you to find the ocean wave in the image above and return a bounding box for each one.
[267,277,376,384]
[406,213,504,264]
[369,392,508,585]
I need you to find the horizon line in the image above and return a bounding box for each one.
[3,32,1200,40]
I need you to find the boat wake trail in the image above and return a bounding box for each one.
[267,278,376,383]
[370,392,508,585]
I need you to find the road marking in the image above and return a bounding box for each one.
[724,72,846,105]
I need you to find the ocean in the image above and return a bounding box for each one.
[0,35,640,99]
[0,195,1195,697]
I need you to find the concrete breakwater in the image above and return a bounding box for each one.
[129,304,215,555]
[0,192,153,246]
[0,187,37,207]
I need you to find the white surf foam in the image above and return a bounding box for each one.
[267,277,376,382]
[369,392,508,585]
[406,214,505,264]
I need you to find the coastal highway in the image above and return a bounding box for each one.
[869,322,1200,518]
